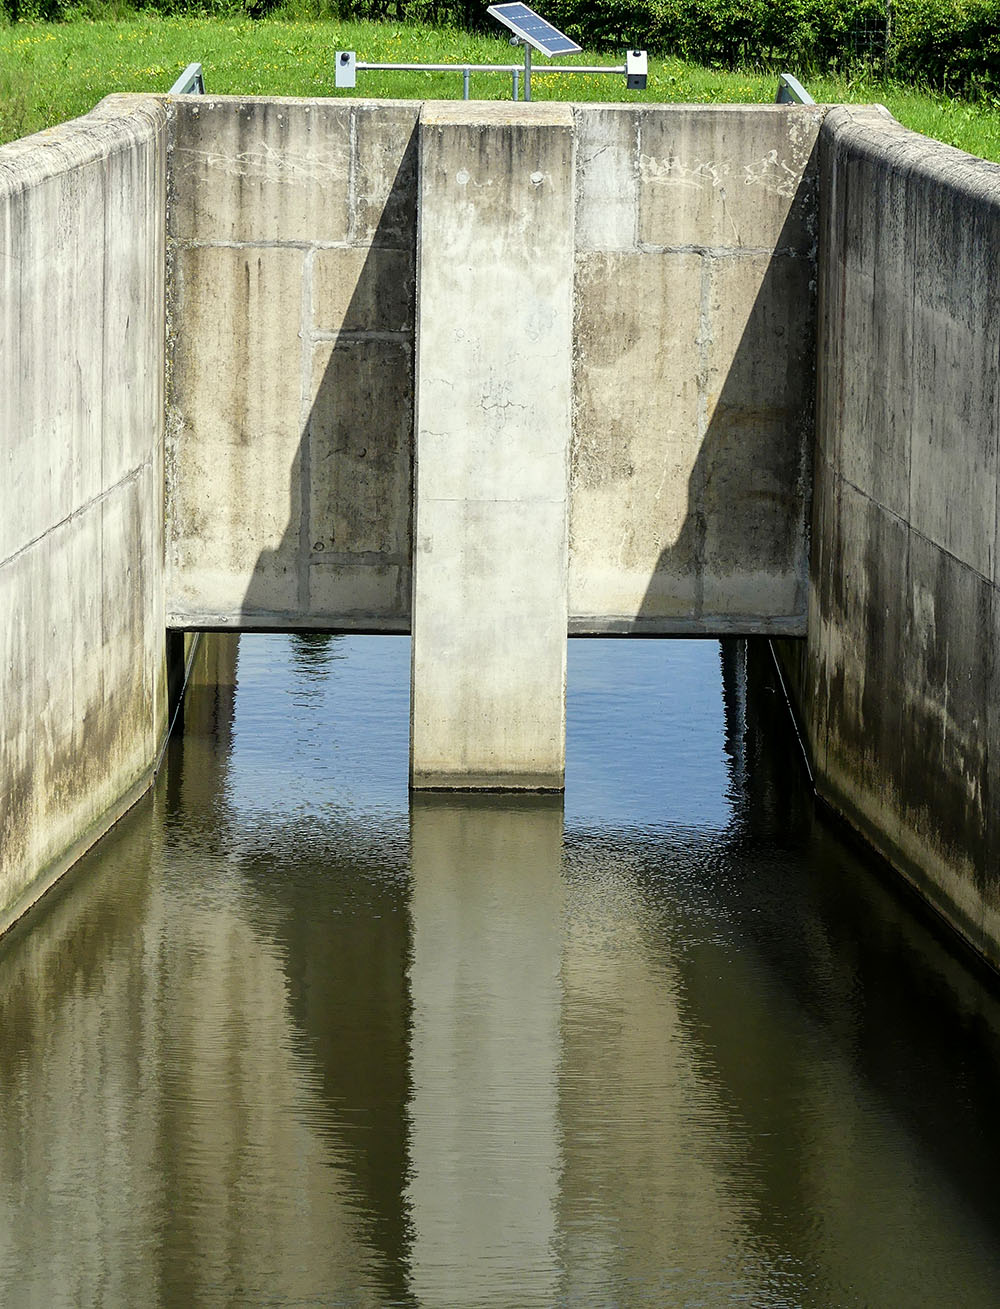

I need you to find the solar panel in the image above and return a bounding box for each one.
[487,3,582,57]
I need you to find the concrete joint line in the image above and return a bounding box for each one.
[347,108,359,246]
[310,330,412,344]
[0,462,150,573]
[635,242,804,259]
[310,551,409,566]
[838,470,997,587]
[170,238,399,253]
[420,496,567,506]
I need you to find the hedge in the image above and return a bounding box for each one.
[541,0,1000,97]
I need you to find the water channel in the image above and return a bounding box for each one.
[2,635,1000,1306]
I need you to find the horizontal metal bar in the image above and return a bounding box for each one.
[169,62,205,96]
[356,61,625,75]
[775,72,815,105]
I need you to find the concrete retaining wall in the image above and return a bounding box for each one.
[0,96,168,932]
[793,105,1000,964]
[570,104,823,634]
[165,100,823,636]
[165,97,418,630]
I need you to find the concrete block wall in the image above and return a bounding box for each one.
[165,98,417,630]
[794,106,1000,964]
[0,96,168,932]
[165,101,823,638]
[570,104,825,634]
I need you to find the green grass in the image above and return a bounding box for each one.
[2,13,1000,162]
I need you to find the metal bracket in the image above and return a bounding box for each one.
[335,50,357,90]
[625,50,647,90]
[169,63,205,96]
[333,50,647,102]
[775,72,815,104]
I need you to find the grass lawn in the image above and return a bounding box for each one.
[2,13,1000,162]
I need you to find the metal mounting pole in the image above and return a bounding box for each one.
[334,50,646,95]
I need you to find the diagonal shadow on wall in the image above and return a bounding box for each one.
[570,139,819,638]
[633,188,817,634]
[643,204,816,633]
[239,124,417,633]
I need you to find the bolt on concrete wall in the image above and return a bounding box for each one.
[0,96,168,932]
[165,97,417,630]
[790,105,1000,966]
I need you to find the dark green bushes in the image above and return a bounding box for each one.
[545,0,1000,95]
[540,0,1000,97]
[892,0,1000,98]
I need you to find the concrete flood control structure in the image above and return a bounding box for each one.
[165,96,822,787]
[2,95,1000,972]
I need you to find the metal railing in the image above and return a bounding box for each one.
[169,63,206,96]
[168,57,812,109]
[166,58,813,111]
[775,72,815,105]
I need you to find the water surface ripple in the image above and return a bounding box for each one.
[1,635,999,1307]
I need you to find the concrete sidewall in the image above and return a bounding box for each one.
[800,104,1000,965]
[0,95,168,931]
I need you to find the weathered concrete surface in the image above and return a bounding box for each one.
[571,105,824,634]
[165,101,822,639]
[165,98,417,629]
[0,95,168,931]
[785,105,1000,966]
[410,103,574,789]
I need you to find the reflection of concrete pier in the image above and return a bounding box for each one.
[407,793,564,1304]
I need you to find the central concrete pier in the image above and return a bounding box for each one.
[410,103,574,790]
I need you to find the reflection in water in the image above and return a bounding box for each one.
[1,635,1000,1305]
[408,795,563,1307]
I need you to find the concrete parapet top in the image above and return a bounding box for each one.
[165,94,419,110]
[823,103,1000,201]
[420,101,573,128]
[0,94,166,191]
